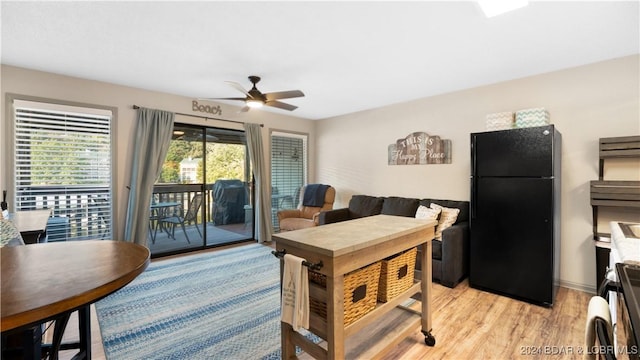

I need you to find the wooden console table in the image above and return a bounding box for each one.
[273,214,436,359]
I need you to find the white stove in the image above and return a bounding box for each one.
[607,221,640,348]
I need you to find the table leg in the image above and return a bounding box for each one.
[78,306,92,359]
[281,322,296,359]
[279,260,297,359]
[420,240,435,346]
[326,274,345,359]
[50,312,72,360]
[149,211,156,244]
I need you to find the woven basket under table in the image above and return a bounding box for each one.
[377,247,417,302]
[309,261,382,326]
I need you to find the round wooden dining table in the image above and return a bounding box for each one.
[1,240,150,359]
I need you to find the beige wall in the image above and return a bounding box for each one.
[2,55,638,291]
[1,65,317,238]
[316,55,640,292]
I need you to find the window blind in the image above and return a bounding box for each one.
[271,133,307,231]
[13,100,112,241]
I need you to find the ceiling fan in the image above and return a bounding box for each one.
[205,76,304,112]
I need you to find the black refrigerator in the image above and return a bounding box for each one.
[469,125,561,306]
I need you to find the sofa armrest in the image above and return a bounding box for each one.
[439,221,470,287]
[277,209,303,223]
[318,208,350,225]
[312,212,322,225]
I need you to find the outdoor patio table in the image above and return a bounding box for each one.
[149,201,181,243]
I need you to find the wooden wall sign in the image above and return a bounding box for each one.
[388,132,452,165]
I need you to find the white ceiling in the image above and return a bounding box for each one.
[2,1,639,120]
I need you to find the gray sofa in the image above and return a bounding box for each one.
[318,195,470,288]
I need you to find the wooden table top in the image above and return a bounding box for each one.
[273,214,436,257]
[1,240,149,332]
[6,209,52,234]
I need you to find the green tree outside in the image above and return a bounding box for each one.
[159,140,245,184]
[203,143,245,183]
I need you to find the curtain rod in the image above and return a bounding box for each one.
[132,105,263,127]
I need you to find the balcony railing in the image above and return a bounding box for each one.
[154,181,251,224]
[15,182,252,243]
[16,185,110,241]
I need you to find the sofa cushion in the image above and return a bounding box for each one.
[381,197,420,217]
[348,195,384,218]
[430,203,460,240]
[415,205,441,220]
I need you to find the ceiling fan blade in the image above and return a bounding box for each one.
[225,81,253,98]
[265,100,298,111]
[198,97,246,101]
[264,90,305,101]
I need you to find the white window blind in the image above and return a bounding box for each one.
[13,100,112,241]
[271,132,307,231]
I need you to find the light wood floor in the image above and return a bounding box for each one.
[383,281,593,360]
[55,243,595,360]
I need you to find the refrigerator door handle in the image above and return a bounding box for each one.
[471,177,477,219]
[471,137,477,219]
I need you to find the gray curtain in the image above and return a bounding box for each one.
[123,107,175,246]
[244,123,272,243]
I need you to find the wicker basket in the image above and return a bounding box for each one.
[377,247,417,302]
[309,261,382,326]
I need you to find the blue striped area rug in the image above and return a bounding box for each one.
[96,243,306,359]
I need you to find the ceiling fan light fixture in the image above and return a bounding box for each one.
[246,99,264,108]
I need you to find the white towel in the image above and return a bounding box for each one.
[281,254,309,332]
[584,296,614,360]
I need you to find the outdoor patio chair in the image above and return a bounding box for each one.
[159,194,203,243]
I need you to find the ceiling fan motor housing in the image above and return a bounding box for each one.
[248,75,261,85]
[247,76,266,101]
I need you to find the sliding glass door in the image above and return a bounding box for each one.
[150,124,253,256]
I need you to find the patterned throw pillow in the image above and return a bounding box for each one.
[415,205,441,221]
[0,219,25,247]
[430,203,460,240]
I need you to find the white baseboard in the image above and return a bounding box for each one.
[558,279,596,295]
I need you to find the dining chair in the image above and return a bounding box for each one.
[159,194,203,243]
[90,196,108,239]
[0,219,70,360]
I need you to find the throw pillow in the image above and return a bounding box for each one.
[430,203,460,240]
[415,205,441,221]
